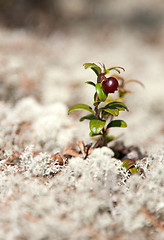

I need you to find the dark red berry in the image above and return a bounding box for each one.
[102,77,119,93]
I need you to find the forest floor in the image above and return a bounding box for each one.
[0,25,164,239]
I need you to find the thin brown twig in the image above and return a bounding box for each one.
[51,152,64,165]
[62,141,93,159]
[0,152,21,168]
[63,150,80,158]
[62,142,71,154]
[62,142,80,157]
[77,140,85,156]
[0,143,6,155]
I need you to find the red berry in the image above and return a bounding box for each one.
[102,77,118,93]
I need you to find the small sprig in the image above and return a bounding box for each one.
[68,63,143,147]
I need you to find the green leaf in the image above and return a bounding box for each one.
[106,135,114,143]
[129,167,138,174]
[94,92,97,102]
[105,66,125,75]
[89,131,101,137]
[83,63,102,76]
[103,101,128,112]
[85,81,96,87]
[96,83,108,102]
[107,120,127,128]
[89,119,105,134]
[122,159,138,174]
[68,104,94,114]
[122,159,135,170]
[107,101,128,111]
[102,108,119,116]
[80,114,97,122]
[101,101,128,116]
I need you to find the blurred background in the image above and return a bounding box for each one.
[0,0,164,37]
[0,0,164,150]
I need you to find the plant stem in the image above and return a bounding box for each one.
[101,115,114,147]
[94,94,100,119]
[102,128,107,146]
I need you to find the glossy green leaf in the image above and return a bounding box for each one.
[122,159,138,174]
[89,119,105,134]
[107,120,127,128]
[102,108,119,116]
[96,83,108,102]
[105,66,125,75]
[94,92,97,102]
[80,114,97,122]
[85,81,96,87]
[83,63,101,76]
[129,167,138,174]
[68,104,94,114]
[122,159,135,170]
[103,101,129,112]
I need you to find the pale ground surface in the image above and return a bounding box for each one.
[0,24,164,240]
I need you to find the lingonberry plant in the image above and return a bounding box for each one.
[68,63,141,147]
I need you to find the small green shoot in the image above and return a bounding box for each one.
[68,63,143,147]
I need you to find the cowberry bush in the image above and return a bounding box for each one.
[68,63,132,147]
